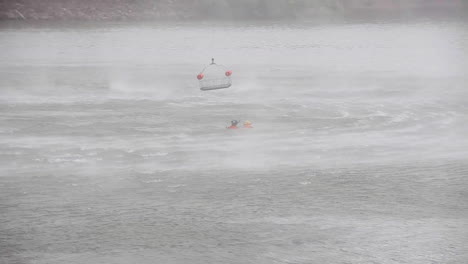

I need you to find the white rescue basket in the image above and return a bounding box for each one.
[197,58,232,91]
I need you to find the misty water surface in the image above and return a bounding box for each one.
[1,20,468,264]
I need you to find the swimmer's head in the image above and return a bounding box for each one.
[244,120,252,125]
[231,120,239,126]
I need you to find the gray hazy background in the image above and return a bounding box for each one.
[1,1,468,264]
[1,0,467,20]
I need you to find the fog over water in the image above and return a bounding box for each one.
[1,19,468,264]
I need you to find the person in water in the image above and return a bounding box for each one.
[243,120,253,128]
[227,120,239,129]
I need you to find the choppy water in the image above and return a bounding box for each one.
[1,20,468,264]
